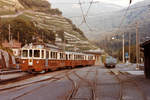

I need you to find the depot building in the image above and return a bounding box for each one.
[141,40,150,78]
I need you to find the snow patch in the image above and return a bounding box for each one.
[126,71,144,75]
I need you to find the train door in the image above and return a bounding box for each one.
[28,49,33,66]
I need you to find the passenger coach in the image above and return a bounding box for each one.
[20,43,95,72]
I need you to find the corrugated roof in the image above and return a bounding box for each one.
[141,40,150,47]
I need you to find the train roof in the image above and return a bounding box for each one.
[21,43,95,56]
[141,39,150,47]
[22,43,61,51]
[85,49,104,54]
[65,51,94,56]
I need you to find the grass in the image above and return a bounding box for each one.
[0,6,95,51]
[0,10,16,16]
[0,1,12,6]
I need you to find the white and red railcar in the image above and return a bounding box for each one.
[20,44,95,72]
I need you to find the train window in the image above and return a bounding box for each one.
[74,55,76,60]
[50,52,53,59]
[60,53,65,60]
[74,55,78,60]
[66,54,68,60]
[46,51,49,59]
[75,55,77,60]
[77,55,80,60]
[88,56,94,60]
[41,50,44,58]
[69,54,71,60]
[29,50,32,57]
[81,55,84,60]
[51,52,57,59]
[22,50,28,57]
[60,53,63,59]
[34,50,40,57]
[55,52,57,59]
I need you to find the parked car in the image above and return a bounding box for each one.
[104,56,117,68]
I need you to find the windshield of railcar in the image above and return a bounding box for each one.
[22,50,28,57]
[34,50,40,58]
[41,50,44,58]
[29,50,32,57]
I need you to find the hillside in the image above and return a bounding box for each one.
[49,0,124,40]
[91,0,150,42]
[0,0,98,51]
[94,0,150,60]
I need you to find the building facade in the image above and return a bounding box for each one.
[2,40,21,58]
[141,40,150,78]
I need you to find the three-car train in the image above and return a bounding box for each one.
[20,44,95,72]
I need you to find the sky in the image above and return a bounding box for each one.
[95,0,144,7]
[48,0,144,7]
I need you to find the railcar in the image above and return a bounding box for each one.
[104,56,117,68]
[20,44,95,72]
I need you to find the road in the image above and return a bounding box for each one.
[0,65,150,100]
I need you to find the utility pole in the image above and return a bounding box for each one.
[0,17,1,45]
[136,22,139,68]
[18,32,19,42]
[129,32,131,63]
[122,33,125,63]
[8,24,11,42]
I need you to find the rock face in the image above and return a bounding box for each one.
[0,50,16,69]
[0,0,98,51]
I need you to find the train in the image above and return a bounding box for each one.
[104,56,117,68]
[20,43,96,73]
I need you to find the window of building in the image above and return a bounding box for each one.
[13,51,16,55]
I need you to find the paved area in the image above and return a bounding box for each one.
[0,65,150,100]
[0,69,21,75]
[0,72,27,80]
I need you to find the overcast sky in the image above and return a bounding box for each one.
[48,0,144,7]
[96,0,144,6]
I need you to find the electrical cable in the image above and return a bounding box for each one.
[68,4,150,19]
[78,0,93,31]
[78,0,94,31]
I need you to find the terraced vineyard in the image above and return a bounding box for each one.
[0,0,98,51]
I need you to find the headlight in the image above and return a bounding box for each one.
[23,60,25,63]
[37,61,39,64]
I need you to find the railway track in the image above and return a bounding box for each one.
[109,69,123,100]
[109,69,147,100]
[6,69,73,100]
[119,71,147,100]
[65,67,97,100]
[0,73,36,85]
[65,71,78,100]
[0,70,22,75]
[0,69,72,92]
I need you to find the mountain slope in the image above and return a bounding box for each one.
[48,0,123,39]
[88,0,150,41]
[94,0,150,58]
[0,0,98,51]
